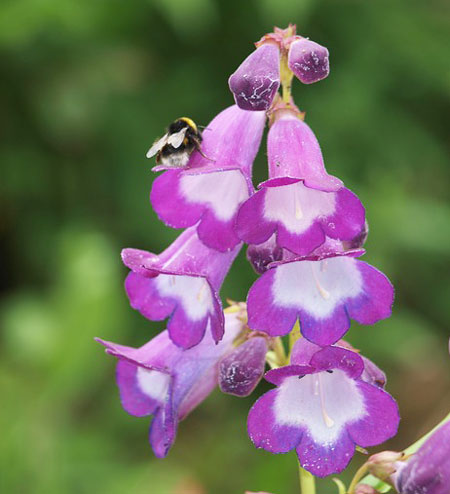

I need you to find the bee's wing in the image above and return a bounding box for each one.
[146,133,169,158]
[167,128,188,149]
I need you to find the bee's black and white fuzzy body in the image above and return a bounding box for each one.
[147,117,203,170]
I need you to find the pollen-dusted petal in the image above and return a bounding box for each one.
[288,38,330,84]
[248,389,304,453]
[219,337,268,396]
[296,429,355,477]
[151,106,266,252]
[229,44,280,111]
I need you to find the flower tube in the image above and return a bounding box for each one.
[236,108,365,256]
[96,311,244,458]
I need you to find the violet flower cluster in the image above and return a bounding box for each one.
[98,24,404,482]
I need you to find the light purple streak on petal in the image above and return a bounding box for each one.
[347,381,400,447]
[309,346,364,379]
[229,44,280,111]
[248,389,304,453]
[267,115,341,192]
[288,38,330,85]
[151,106,266,251]
[394,422,450,494]
[219,337,268,397]
[296,429,355,477]
[346,261,394,325]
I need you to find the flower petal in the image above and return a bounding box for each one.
[296,429,355,477]
[248,389,303,453]
[347,381,400,447]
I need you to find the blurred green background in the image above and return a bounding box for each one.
[1,0,449,493]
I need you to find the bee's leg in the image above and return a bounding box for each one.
[193,137,215,162]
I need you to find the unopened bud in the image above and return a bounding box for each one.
[229,44,280,111]
[288,38,329,84]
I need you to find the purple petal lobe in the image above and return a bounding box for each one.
[248,389,303,453]
[347,381,400,447]
[219,337,268,397]
[288,38,330,84]
[296,430,355,477]
[229,44,280,111]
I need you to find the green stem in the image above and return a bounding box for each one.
[299,466,316,494]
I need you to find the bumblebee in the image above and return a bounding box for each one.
[146,117,204,169]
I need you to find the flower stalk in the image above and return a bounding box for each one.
[299,465,316,494]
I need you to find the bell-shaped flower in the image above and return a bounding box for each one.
[151,105,266,252]
[236,109,365,256]
[123,227,241,349]
[246,248,394,346]
[96,311,244,458]
[248,339,400,477]
[393,421,450,494]
[288,38,330,84]
[219,336,268,397]
[228,43,280,111]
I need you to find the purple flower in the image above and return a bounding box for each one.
[246,235,283,275]
[123,227,241,349]
[229,43,280,111]
[393,421,450,494]
[96,311,244,458]
[247,339,400,477]
[236,109,365,256]
[246,249,394,346]
[288,38,330,84]
[219,336,268,397]
[151,106,266,252]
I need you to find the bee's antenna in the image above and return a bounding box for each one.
[198,125,212,131]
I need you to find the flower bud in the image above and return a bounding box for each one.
[354,485,377,494]
[288,38,329,84]
[219,336,268,397]
[229,44,280,111]
[367,450,405,480]
[246,236,283,275]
